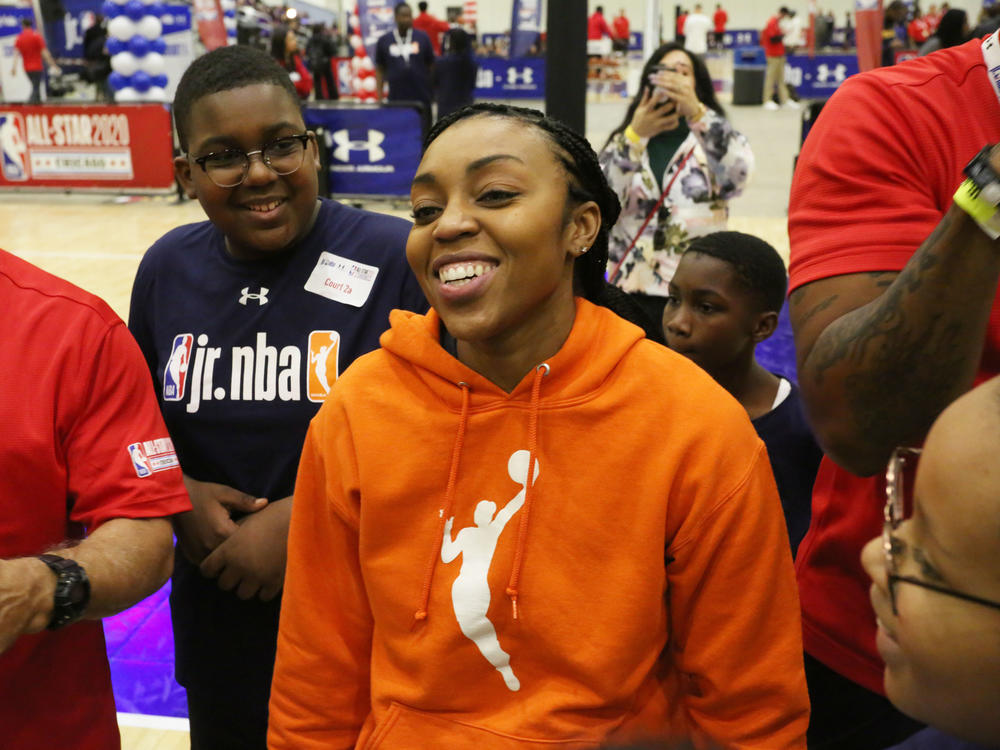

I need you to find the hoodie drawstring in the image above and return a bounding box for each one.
[414,381,471,623]
[505,362,548,620]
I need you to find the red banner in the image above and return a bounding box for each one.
[0,103,175,191]
[192,0,228,52]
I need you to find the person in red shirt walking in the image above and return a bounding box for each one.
[587,6,615,41]
[762,7,795,110]
[612,8,630,52]
[676,8,688,46]
[414,1,451,56]
[10,18,59,104]
[713,3,728,47]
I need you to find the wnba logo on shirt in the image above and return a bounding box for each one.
[163,333,193,401]
[307,330,340,402]
[0,112,29,182]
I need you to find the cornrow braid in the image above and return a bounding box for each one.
[424,104,659,340]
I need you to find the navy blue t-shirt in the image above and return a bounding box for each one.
[375,27,434,106]
[128,197,427,690]
[751,380,822,558]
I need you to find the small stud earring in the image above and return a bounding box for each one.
[578,246,589,255]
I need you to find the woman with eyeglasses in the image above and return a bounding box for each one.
[861,377,1000,749]
[599,42,753,331]
[126,45,426,749]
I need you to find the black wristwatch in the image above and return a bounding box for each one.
[36,554,90,630]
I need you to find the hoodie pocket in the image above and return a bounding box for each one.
[363,702,612,750]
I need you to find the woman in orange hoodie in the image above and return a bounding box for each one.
[268,103,810,749]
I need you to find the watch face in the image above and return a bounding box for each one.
[38,555,90,629]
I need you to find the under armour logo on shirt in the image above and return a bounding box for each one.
[239,287,269,305]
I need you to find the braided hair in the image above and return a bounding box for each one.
[424,103,664,342]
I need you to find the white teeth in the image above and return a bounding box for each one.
[248,200,281,212]
[439,261,497,283]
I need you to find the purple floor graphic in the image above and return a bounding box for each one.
[104,305,798,720]
[105,580,187,718]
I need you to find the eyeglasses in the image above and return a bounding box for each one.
[191,133,313,188]
[883,446,1000,615]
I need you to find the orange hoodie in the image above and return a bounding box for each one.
[269,299,809,749]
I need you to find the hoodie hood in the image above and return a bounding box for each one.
[379,297,647,409]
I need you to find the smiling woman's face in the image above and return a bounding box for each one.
[406,115,592,353]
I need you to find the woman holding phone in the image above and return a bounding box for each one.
[599,42,753,329]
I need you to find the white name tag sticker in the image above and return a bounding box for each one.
[304,251,379,307]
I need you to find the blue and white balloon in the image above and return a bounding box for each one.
[110,50,139,76]
[124,0,146,21]
[128,34,150,56]
[139,51,164,76]
[108,15,137,41]
[115,86,141,101]
[137,15,162,39]
[107,38,126,55]
[108,71,128,90]
[146,85,168,100]
[131,70,151,92]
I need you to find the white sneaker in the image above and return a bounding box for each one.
[784,100,802,109]
[763,101,780,111]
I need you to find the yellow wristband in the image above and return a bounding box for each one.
[624,125,642,144]
[953,178,1000,239]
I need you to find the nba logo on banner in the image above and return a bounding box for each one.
[0,112,29,182]
[128,443,152,477]
[163,333,193,401]
[307,330,340,402]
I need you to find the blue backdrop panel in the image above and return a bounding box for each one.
[474,57,544,98]
[721,29,761,48]
[786,53,859,99]
[305,104,423,197]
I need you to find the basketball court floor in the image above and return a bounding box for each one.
[0,97,804,749]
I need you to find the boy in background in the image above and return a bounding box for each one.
[128,45,426,749]
[663,231,821,556]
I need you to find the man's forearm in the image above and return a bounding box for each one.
[796,206,1000,474]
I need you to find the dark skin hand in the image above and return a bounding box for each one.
[176,475,290,601]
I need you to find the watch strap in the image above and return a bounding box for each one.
[37,554,90,630]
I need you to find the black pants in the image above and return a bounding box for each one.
[187,681,271,750]
[805,652,924,750]
[26,71,43,103]
[312,63,337,100]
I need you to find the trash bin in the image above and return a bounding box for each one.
[732,46,765,105]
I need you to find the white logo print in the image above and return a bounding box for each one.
[441,449,538,692]
[506,66,534,86]
[239,286,269,305]
[331,129,385,163]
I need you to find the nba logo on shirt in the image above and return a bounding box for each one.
[128,443,152,477]
[307,330,340,402]
[0,112,29,182]
[163,333,193,401]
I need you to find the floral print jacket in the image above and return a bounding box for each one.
[599,109,754,296]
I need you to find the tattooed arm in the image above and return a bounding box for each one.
[791,205,1000,476]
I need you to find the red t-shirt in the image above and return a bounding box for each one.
[677,13,687,36]
[788,38,1000,694]
[412,11,450,55]
[14,27,45,72]
[714,9,728,34]
[0,250,190,750]
[587,11,613,41]
[762,15,785,57]
[612,15,629,41]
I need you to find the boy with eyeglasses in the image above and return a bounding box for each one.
[861,377,1000,749]
[127,45,426,749]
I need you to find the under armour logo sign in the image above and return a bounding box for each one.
[506,67,533,85]
[239,286,269,305]
[331,129,385,163]
[816,63,847,83]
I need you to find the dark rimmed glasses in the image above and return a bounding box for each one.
[883,446,1000,615]
[191,133,313,188]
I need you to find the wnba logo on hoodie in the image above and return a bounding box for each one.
[163,330,341,413]
[441,450,539,692]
